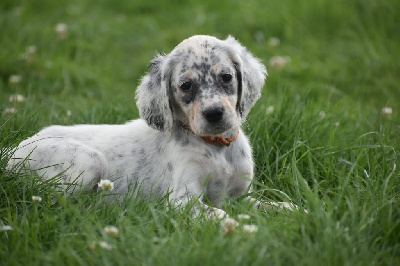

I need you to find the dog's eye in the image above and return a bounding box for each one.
[180,82,192,92]
[221,74,232,83]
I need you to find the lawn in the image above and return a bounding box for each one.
[1,0,399,265]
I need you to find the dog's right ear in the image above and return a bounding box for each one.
[225,36,267,120]
[136,54,173,132]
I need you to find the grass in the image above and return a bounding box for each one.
[1,0,399,265]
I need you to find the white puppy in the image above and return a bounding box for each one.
[8,35,268,218]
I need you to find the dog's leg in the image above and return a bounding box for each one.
[8,137,108,193]
[171,194,227,219]
[245,196,304,212]
[169,165,227,219]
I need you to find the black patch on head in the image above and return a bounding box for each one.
[201,40,211,49]
[187,47,194,54]
[181,63,188,73]
[211,55,221,64]
[192,62,211,74]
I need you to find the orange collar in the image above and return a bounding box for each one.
[181,124,239,147]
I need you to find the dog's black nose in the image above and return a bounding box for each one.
[203,107,224,123]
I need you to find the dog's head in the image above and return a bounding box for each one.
[136,35,267,136]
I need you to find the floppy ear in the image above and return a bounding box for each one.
[135,54,173,132]
[225,36,267,119]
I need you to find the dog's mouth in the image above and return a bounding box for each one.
[192,121,237,137]
[199,125,229,136]
[181,123,239,147]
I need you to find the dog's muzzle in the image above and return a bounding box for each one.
[203,107,224,123]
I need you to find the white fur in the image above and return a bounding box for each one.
[8,35,268,218]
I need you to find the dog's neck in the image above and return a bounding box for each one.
[179,123,239,147]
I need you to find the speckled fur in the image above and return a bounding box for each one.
[8,35,267,218]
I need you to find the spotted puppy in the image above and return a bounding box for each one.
[9,35,267,218]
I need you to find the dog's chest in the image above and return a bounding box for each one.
[202,145,250,189]
[201,152,250,206]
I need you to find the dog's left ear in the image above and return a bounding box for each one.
[225,36,267,119]
[136,54,173,132]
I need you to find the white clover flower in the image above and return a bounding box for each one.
[88,242,96,251]
[319,111,326,119]
[334,121,340,128]
[382,107,392,119]
[221,217,239,236]
[98,241,112,250]
[267,37,280,47]
[9,75,22,84]
[243,224,259,233]
[3,108,17,116]
[98,179,114,191]
[269,56,291,70]
[55,23,68,39]
[0,225,13,231]
[238,214,251,220]
[382,107,392,115]
[247,197,257,204]
[27,45,37,55]
[9,94,25,103]
[22,45,37,62]
[104,226,119,238]
[32,195,42,203]
[56,23,67,32]
[266,105,275,115]
[66,110,72,116]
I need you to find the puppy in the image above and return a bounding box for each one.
[8,35,267,218]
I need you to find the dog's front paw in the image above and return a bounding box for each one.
[265,201,299,211]
[246,197,307,213]
[206,207,227,220]
[261,201,308,213]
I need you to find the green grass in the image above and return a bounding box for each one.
[1,0,399,265]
